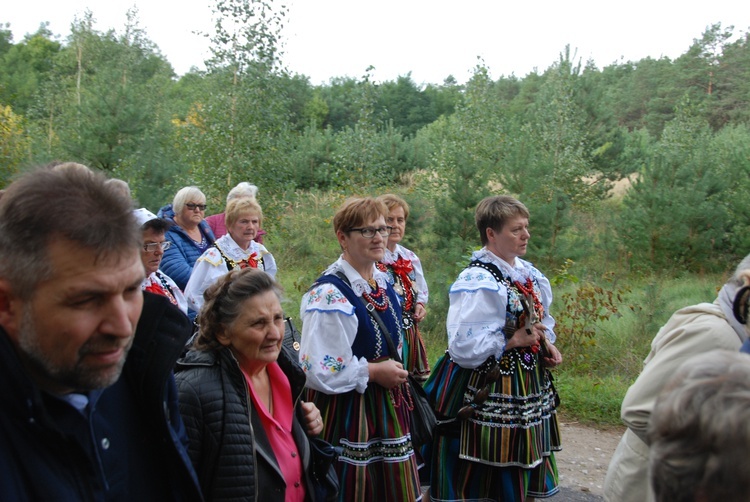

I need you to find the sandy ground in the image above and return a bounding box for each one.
[556,420,624,497]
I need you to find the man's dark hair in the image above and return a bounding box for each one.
[0,163,141,299]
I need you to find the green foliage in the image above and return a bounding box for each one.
[0,24,61,115]
[5,10,750,427]
[0,104,29,184]
[553,272,628,370]
[619,100,733,272]
[549,271,723,424]
[555,372,627,426]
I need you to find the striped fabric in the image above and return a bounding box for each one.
[424,353,561,501]
[308,383,422,501]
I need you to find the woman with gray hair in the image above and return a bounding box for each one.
[159,186,216,292]
[648,350,750,502]
[185,197,277,313]
[205,182,266,242]
[176,268,328,501]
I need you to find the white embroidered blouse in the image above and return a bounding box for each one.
[141,270,188,315]
[184,234,277,313]
[299,257,393,395]
[382,244,429,305]
[446,248,556,369]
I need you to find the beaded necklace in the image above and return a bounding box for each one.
[514,277,544,323]
[361,282,388,311]
[143,272,178,306]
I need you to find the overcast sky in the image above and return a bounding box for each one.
[4,1,750,85]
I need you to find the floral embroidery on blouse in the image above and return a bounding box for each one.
[306,286,348,306]
[320,355,346,373]
[300,354,312,372]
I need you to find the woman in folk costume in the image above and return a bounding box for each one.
[299,197,423,501]
[134,208,189,316]
[425,195,563,501]
[185,197,277,313]
[376,194,430,383]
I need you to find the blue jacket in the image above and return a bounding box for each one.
[0,292,203,501]
[158,204,216,291]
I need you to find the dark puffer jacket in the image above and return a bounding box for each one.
[175,344,315,502]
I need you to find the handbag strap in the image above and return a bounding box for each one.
[334,271,403,365]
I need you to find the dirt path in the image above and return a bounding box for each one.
[556,420,624,497]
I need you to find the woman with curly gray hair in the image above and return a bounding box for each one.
[175,268,329,501]
[648,350,750,502]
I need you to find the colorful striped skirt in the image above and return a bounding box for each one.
[402,312,431,383]
[308,382,423,501]
[424,350,561,501]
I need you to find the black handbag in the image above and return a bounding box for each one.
[363,301,438,450]
[286,315,341,501]
[309,436,341,502]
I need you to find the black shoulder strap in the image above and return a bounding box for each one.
[468,259,505,283]
[214,243,263,271]
[213,243,234,269]
[334,272,403,365]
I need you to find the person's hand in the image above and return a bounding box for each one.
[505,324,542,350]
[413,302,426,323]
[368,359,409,389]
[543,341,563,367]
[300,401,324,436]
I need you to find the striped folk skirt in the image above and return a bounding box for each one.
[424,349,561,501]
[307,382,423,501]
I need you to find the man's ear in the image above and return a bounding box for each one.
[0,279,22,338]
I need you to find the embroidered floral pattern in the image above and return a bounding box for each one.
[300,354,312,372]
[320,355,346,373]
[306,286,348,307]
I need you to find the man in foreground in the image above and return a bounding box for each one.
[0,164,202,500]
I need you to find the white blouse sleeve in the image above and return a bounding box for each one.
[410,251,429,305]
[532,266,557,344]
[258,245,278,278]
[299,281,370,394]
[446,267,508,369]
[161,272,188,315]
[184,248,228,313]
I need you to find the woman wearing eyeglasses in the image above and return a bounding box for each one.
[158,186,216,294]
[185,197,277,314]
[299,197,422,501]
[424,195,563,502]
[134,208,188,315]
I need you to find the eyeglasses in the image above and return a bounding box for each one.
[185,203,207,211]
[346,226,393,238]
[142,241,171,253]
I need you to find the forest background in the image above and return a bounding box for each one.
[2,0,750,425]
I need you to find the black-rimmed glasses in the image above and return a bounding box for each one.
[185,203,207,211]
[142,241,171,253]
[347,226,393,238]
